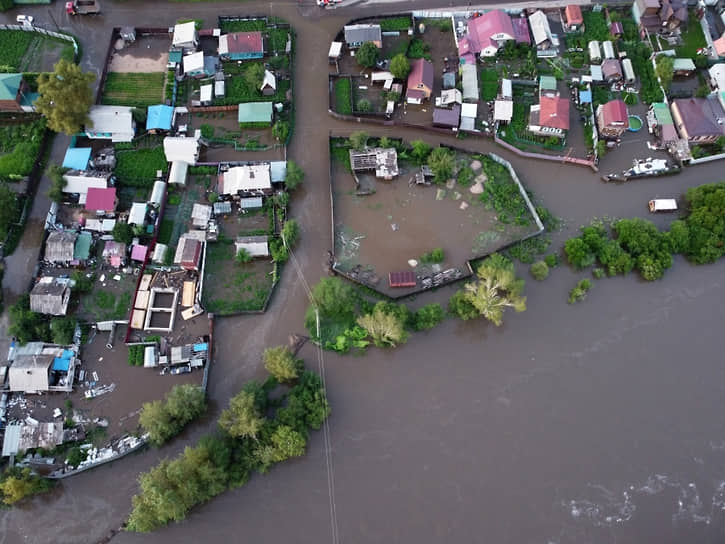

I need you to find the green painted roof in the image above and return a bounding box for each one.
[74,231,92,260]
[0,74,22,101]
[238,101,273,123]
[652,102,673,125]
[673,58,696,71]
[539,75,557,90]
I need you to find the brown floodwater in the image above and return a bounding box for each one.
[2,2,725,544]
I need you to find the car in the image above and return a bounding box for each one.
[16,15,33,24]
[170,365,191,375]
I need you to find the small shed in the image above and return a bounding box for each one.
[9,354,53,393]
[610,21,624,37]
[673,57,696,75]
[152,243,167,264]
[173,21,198,49]
[169,160,189,185]
[150,180,167,206]
[213,201,233,215]
[238,102,273,125]
[501,78,512,99]
[164,136,200,165]
[146,105,174,132]
[270,161,287,183]
[215,78,225,98]
[389,271,416,288]
[175,237,202,271]
[328,41,342,62]
[200,84,213,104]
[494,100,513,122]
[235,235,269,257]
[590,64,604,82]
[191,203,212,228]
[622,58,636,84]
[131,244,148,262]
[460,102,478,129]
[433,104,461,129]
[128,202,147,225]
[44,231,77,263]
[62,147,91,171]
[260,70,276,96]
[30,278,71,316]
[442,71,456,90]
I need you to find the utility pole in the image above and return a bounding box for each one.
[48,8,61,33]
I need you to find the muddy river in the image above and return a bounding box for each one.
[1,2,725,543]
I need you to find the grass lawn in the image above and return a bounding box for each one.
[114,146,168,188]
[480,68,498,101]
[675,12,707,58]
[220,19,267,33]
[203,241,275,314]
[102,72,166,108]
[215,61,290,105]
[78,275,135,322]
[334,78,352,114]
[0,119,46,181]
[268,28,289,52]
[0,31,35,71]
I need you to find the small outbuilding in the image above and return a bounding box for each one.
[328,41,342,63]
[86,106,135,143]
[30,277,71,316]
[163,136,200,165]
[432,104,461,129]
[44,231,77,264]
[220,164,273,195]
[238,102,273,125]
[62,147,92,171]
[260,70,276,96]
[173,21,198,49]
[235,235,269,257]
[146,105,174,132]
[191,203,212,228]
[565,5,584,31]
[127,202,147,225]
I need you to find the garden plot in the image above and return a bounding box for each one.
[101,72,166,108]
[217,203,274,240]
[0,30,73,72]
[114,138,168,189]
[214,60,290,106]
[331,142,540,297]
[203,242,275,314]
[0,119,46,182]
[67,268,137,323]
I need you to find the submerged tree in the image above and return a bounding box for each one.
[450,253,526,325]
[357,301,409,348]
[218,390,265,439]
[263,345,299,382]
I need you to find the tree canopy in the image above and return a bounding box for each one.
[349,130,369,151]
[139,384,206,446]
[427,147,455,184]
[218,389,265,439]
[357,301,409,347]
[284,160,304,191]
[9,295,50,345]
[35,60,95,135]
[0,182,18,240]
[389,54,411,79]
[263,345,299,382]
[47,165,68,203]
[356,41,379,68]
[112,222,134,245]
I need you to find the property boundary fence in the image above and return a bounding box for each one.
[0,24,79,61]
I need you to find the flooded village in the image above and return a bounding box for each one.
[1,1,725,544]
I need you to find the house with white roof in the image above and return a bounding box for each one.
[173,21,198,49]
[85,105,135,143]
[709,64,725,92]
[529,11,553,50]
[219,164,272,196]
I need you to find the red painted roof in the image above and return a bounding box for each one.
[389,271,416,288]
[467,10,514,53]
[406,58,434,94]
[565,5,584,25]
[539,96,570,130]
[600,99,629,127]
[224,31,263,54]
[85,187,116,212]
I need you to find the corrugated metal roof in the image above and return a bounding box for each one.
[2,425,21,457]
[62,147,92,171]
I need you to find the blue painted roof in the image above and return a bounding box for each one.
[169,50,183,64]
[52,357,70,372]
[193,343,208,352]
[579,90,592,104]
[146,105,174,131]
[62,147,92,171]
[270,161,287,182]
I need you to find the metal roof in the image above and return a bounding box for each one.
[238,102,273,124]
[146,105,174,131]
[62,147,92,171]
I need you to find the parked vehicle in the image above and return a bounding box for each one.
[66,0,101,15]
[648,199,678,212]
[170,364,191,375]
[16,15,34,24]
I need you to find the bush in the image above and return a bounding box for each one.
[236,248,252,264]
[428,147,455,183]
[50,317,76,345]
[284,160,304,191]
[112,222,134,245]
[421,247,444,264]
[281,219,299,248]
[412,303,445,331]
[355,98,372,112]
[390,53,411,79]
[568,279,592,304]
[564,236,596,269]
[529,260,549,281]
[592,267,605,279]
[544,253,559,268]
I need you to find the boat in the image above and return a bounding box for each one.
[602,158,681,182]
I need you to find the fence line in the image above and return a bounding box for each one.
[0,24,78,61]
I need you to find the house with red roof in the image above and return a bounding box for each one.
[218,31,264,60]
[564,5,584,31]
[511,16,531,45]
[596,99,629,139]
[528,96,570,138]
[465,10,515,58]
[406,58,434,105]
[84,187,117,214]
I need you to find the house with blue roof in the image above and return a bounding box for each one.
[62,147,92,171]
[238,102,273,126]
[0,73,35,112]
[146,105,174,132]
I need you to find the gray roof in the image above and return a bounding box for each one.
[30,279,70,316]
[236,235,269,243]
[9,354,53,392]
[344,24,382,45]
[45,231,77,263]
[213,201,233,214]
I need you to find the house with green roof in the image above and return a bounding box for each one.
[538,75,558,97]
[650,102,678,145]
[238,102,273,127]
[0,73,33,113]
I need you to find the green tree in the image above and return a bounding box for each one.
[529,260,549,281]
[112,222,134,245]
[389,53,411,79]
[50,317,76,345]
[138,400,175,446]
[0,0,13,12]
[448,290,479,321]
[412,303,445,331]
[263,345,299,382]
[9,295,50,345]
[218,390,265,439]
[410,139,431,164]
[269,425,306,461]
[47,165,68,203]
[356,41,379,68]
[35,59,95,135]
[613,218,671,280]
[281,219,299,248]
[309,277,357,320]
[349,130,369,151]
[564,237,596,269]
[165,384,206,425]
[568,278,592,304]
[0,182,18,240]
[655,55,674,91]
[665,219,690,254]
[284,160,304,191]
[236,248,252,264]
[357,301,409,348]
[272,120,289,143]
[427,147,455,183]
[356,98,372,112]
[451,254,526,325]
[208,191,219,203]
[244,62,266,89]
[378,136,393,148]
[0,467,54,506]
